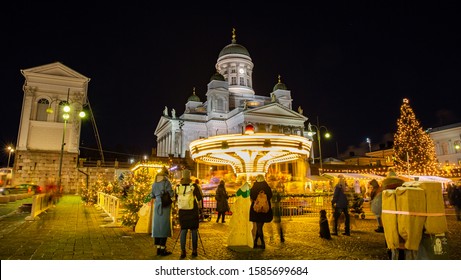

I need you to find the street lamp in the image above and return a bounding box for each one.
[54,97,86,190]
[307,119,330,175]
[366,138,371,152]
[7,146,14,168]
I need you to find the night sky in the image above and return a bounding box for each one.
[2,2,461,165]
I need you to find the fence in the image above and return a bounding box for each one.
[96,192,122,227]
[202,192,338,219]
[25,193,53,221]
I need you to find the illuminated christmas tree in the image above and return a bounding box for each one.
[121,170,153,227]
[393,98,439,175]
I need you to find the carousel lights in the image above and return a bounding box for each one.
[190,132,312,175]
[190,134,311,156]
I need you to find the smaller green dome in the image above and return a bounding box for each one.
[210,71,225,81]
[272,75,287,91]
[273,82,287,91]
[187,88,201,102]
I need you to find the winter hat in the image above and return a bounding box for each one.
[256,174,265,182]
[387,167,397,177]
[369,179,379,189]
[180,169,192,185]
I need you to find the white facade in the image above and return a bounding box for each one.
[154,32,309,159]
[428,123,461,167]
[18,62,89,153]
[13,62,90,191]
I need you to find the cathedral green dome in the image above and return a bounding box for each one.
[187,88,200,102]
[219,42,250,57]
[218,29,250,58]
[210,71,225,81]
[273,82,287,91]
[272,75,287,91]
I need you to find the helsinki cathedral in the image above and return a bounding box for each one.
[154,29,313,181]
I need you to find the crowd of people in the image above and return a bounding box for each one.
[147,166,459,260]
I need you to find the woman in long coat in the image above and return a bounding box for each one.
[215,180,229,223]
[151,167,174,256]
[369,179,384,232]
[249,174,273,249]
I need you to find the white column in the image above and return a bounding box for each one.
[17,93,33,150]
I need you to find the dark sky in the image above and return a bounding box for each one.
[2,2,461,165]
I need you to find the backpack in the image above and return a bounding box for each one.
[253,190,269,213]
[177,184,195,210]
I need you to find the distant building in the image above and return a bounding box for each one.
[325,124,461,177]
[428,123,461,167]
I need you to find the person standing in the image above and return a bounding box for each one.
[249,174,273,249]
[381,167,405,259]
[331,174,350,236]
[271,182,285,242]
[193,179,206,221]
[215,180,229,223]
[369,179,384,232]
[450,184,461,221]
[353,180,361,194]
[150,166,174,256]
[176,169,203,259]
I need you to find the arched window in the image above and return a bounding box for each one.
[57,101,68,123]
[36,99,49,121]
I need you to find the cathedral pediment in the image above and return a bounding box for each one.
[245,102,307,121]
[21,62,90,81]
[154,116,173,135]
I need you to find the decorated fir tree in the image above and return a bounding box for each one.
[393,98,439,175]
[80,179,108,205]
[121,170,153,227]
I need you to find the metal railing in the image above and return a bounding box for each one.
[202,192,337,218]
[96,192,122,227]
[25,193,53,221]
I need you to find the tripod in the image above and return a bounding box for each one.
[172,228,206,255]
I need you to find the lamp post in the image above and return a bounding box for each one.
[55,97,86,190]
[7,146,14,168]
[307,118,330,175]
[366,138,371,152]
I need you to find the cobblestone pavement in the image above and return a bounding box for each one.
[0,195,460,260]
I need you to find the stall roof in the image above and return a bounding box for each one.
[322,173,385,181]
[398,175,453,183]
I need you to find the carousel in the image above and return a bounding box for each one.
[189,130,312,183]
